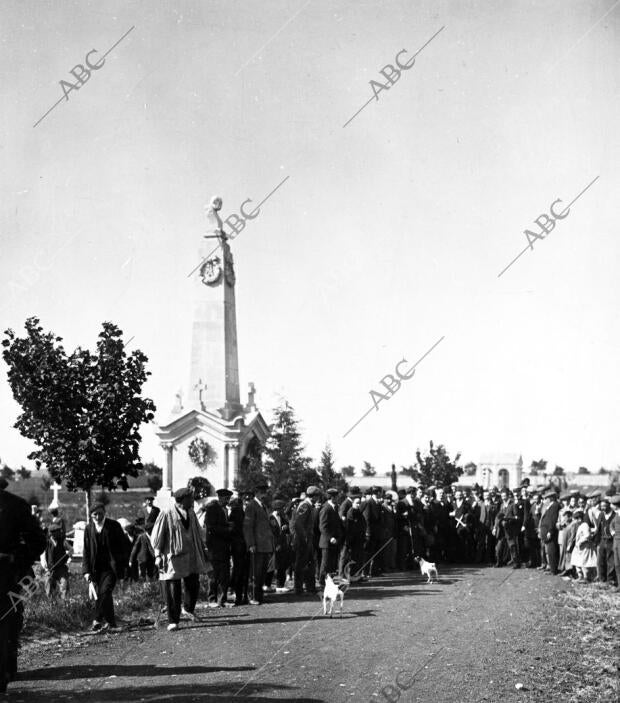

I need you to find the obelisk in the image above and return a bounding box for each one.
[187,196,243,420]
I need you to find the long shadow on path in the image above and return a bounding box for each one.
[20,664,255,681]
[13,681,325,702]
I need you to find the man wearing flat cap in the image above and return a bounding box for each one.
[319,488,345,586]
[205,488,233,607]
[151,487,209,630]
[291,486,320,594]
[82,502,128,631]
[242,483,274,604]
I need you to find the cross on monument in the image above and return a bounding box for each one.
[194,378,207,411]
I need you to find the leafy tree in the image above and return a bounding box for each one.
[529,459,547,476]
[577,466,590,475]
[361,461,376,477]
[340,465,355,477]
[598,467,608,475]
[318,443,348,494]
[463,462,477,477]
[399,466,416,478]
[263,401,319,499]
[143,461,163,493]
[40,475,52,493]
[0,463,15,481]
[235,435,268,495]
[17,466,31,480]
[553,465,565,476]
[92,490,110,507]
[2,317,156,518]
[408,441,463,489]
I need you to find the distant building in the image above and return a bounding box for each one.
[475,453,523,490]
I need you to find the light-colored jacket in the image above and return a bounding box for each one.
[150,504,209,580]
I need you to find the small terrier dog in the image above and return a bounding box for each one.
[322,564,351,617]
[415,556,439,583]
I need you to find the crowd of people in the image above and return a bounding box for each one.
[1,475,619,690]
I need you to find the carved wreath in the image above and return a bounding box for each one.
[188,438,216,470]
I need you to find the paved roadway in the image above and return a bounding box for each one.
[13,565,563,703]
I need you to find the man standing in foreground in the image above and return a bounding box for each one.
[151,487,209,630]
[291,486,320,594]
[243,483,274,605]
[0,478,46,692]
[319,488,344,586]
[205,488,233,607]
[82,502,128,631]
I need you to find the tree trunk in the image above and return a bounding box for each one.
[84,488,91,521]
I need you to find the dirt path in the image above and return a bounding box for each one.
[11,566,569,702]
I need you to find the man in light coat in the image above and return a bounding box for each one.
[151,487,209,630]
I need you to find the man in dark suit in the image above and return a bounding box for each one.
[0,479,47,692]
[242,483,274,605]
[361,487,384,577]
[539,491,561,574]
[265,499,291,591]
[82,502,128,630]
[319,488,345,585]
[291,486,320,594]
[229,495,249,605]
[337,487,358,577]
[205,488,233,607]
[594,497,616,585]
[143,496,161,532]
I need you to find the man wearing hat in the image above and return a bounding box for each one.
[43,521,71,599]
[338,487,359,577]
[265,498,291,592]
[151,487,210,629]
[242,483,274,604]
[290,486,320,594]
[318,488,345,586]
[594,497,616,586]
[82,502,128,631]
[361,486,384,577]
[539,491,561,574]
[143,495,161,532]
[205,488,233,607]
[229,494,249,605]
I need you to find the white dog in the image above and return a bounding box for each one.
[322,565,352,617]
[415,556,439,583]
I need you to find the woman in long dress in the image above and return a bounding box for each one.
[570,510,597,581]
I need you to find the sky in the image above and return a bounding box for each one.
[1,0,619,477]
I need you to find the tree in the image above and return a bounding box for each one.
[361,461,376,477]
[407,441,463,489]
[340,465,355,477]
[40,475,52,493]
[0,464,15,481]
[463,462,477,477]
[399,466,416,478]
[598,467,609,475]
[577,466,590,475]
[17,466,31,480]
[235,435,268,495]
[2,317,156,518]
[143,462,163,494]
[92,490,110,507]
[529,459,547,476]
[263,401,319,499]
[318,443,348,494]
[553,465,565,476]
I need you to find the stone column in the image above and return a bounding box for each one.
[155,442,174,510]
[229,444,239,487]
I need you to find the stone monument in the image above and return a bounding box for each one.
[155,197,269,506]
